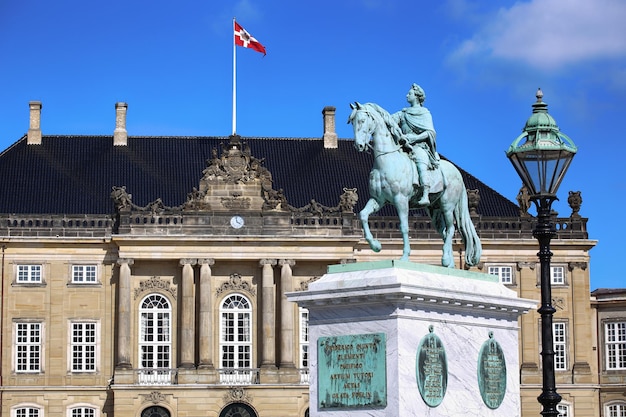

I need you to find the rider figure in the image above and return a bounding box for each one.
[392,84,440,206]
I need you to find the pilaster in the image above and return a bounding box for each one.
[116,258,134,369]
[279,259,299,383]
[260,258,278,383]
[179,258,197,369]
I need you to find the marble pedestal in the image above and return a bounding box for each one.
[287,260,536,417]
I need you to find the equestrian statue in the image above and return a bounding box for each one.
[348,84,481,268]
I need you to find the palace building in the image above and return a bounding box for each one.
[0,98,621,417]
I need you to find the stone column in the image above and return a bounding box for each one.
[116,258,134,369]
[179,259,197,368]
[260,259,277,368]
[279,259,296,369]
[198,258,215,369]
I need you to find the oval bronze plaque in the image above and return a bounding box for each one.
[477,331,507,409]
[415,325,447,407]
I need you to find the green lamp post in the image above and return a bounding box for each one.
[506,89,577,417]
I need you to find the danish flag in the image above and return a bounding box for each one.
[234,21,266,56]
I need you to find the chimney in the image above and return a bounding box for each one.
[322,106,338,149]
[27,101,42,145]
[113,102,128,146]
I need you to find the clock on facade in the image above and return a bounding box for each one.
[230,215,245,229]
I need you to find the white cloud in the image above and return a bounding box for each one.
[450,0,626,70]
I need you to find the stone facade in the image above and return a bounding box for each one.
[0,128,604,417]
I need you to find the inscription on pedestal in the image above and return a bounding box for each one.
[416,325,448,407]
[477,331,507,409]
[317,333,386,409]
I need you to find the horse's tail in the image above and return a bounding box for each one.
[454,189,482,267]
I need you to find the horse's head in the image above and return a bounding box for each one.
[348,102,375,152]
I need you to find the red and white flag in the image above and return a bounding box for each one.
[234,21,266,56]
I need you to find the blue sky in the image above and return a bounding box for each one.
[1,0,624,290]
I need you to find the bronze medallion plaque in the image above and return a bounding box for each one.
[477,331,507,409]
[416,325,448,407]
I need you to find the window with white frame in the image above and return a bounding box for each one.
[15,322,42,373]
[16,265,42,283]
[487,265,513,284]
[550,266,565,285]
[71,265,97,284]
[553,322,568,370]
[220,294,252,370]
[607,403,626,417]
[68,406,97,417]
[605,321,626,370]
[139,294,171,370]
[299,308,309,368]
[70,322,97,372]
[557,402,570,417]
[14,406,41,417]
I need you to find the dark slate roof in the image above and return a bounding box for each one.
[0,135,519,217]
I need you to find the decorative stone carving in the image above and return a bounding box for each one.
[221,196,251,210]
[141,391,168,405]
[134,276,177,300]
[286,188,359,215]
[568,261,587,271]
[567,191,582,218]
[338,188,358,213]
[553,296,566,310]
[111,135,360,215]
[223,387,253,404]
[517,185,531,217]
[216,273,255,296]
[298,276,320,291]
[111,186,133,211]
[467,189,480,215]
[517,261,536,270]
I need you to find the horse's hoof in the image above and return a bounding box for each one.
[371,241,382,252]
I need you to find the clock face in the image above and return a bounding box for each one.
[230,215,244,229]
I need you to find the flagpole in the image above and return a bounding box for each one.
[232,17,237,136]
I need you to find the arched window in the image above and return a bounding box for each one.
[219,294,253,383]
[68,405,97,417]
[141,406,170,417]
[138,294,172,385]
[13,405,42,417]
[607,402,626,417]
[219,403,257,417]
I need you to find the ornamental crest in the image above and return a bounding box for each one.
[223,387,253,404]
[134,276,177,300]
[216,273,255,296]
[140,391,169,405]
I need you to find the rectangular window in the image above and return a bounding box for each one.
[17,265,42,283]
[550,266,565,285]
[606,321,626,370]
[72,265,97,283]
[553,322,567,370]
[488,266,513,284]
[71,322,96,372]
[299,308,309,368]
[16,322,41,373]
[556,403,570,417]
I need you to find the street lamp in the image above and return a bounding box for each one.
[506,89,577,417]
